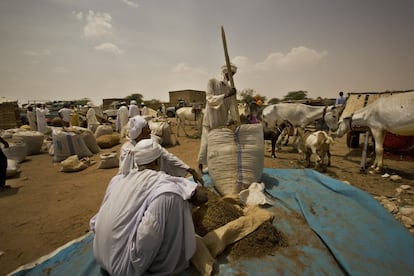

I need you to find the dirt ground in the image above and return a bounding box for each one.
[0,122,413,275]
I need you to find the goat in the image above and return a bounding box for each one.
[264,122,289,158]
[301,130,334,169]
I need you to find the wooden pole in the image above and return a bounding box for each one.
[221,26,240,125]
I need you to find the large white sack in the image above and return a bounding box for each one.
[12,131,44,155]
[94,125,113,138]
[66,126,100,154]
[207,124,264,197]
[52,129,93,162]
[6,159,20,178]
[2,141,27,163]
[148,120,175,146]
[98,152,119,169]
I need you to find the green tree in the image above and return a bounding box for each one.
[283,90,308,101]
[239,89,267,104]
[268,98,281,104]
[126,93,144,105]
[239,89,254,104]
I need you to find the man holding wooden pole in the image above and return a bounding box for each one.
[197,26,240,173]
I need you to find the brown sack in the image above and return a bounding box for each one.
[202,206,274,258]
[96,134,120,149]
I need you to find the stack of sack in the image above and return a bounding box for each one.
[94,125,120,149]
[51,127,100,162]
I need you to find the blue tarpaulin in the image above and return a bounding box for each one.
[10,169,414,275]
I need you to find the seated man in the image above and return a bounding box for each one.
[119,115,203,185]
[90,139,206,275]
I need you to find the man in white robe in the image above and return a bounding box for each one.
[86,105,100,133]
[35,103,49,134]
[116,102,129,136]
[58,104,72,127]
[197,63,238,172]
[119,115,203,185]
[128,100,140,118]
[90,139,205,275]
[26,106,37,131]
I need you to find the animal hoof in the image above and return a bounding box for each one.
[271,155,276,159]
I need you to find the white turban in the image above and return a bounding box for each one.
[130,100,137,105]
[127,115,148,140]
[133,139,162,165]
[221,63,237,74]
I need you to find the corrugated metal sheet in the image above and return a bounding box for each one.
[340,90,414,120]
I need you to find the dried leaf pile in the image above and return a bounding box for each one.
[192,187,288,259]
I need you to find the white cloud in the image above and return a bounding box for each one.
[94,43,124,55]
[172,62,192,73]
[172,62,210,76]
[23,49,51,57]
[84,10,113,38]
[254,46,328,71]
[122,0,139,8]
[54,67,70,74]
[72,10,83,21]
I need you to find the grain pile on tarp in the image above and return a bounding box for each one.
[52,128,93,162]
[191,186,285,275]
[12,130,45,155]
[207,124,264,196]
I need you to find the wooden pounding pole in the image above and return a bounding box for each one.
[221,26,240,125]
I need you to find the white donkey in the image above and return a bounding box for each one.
[334,92,414,172]
[175,107,203,137]
[259,103,340,152]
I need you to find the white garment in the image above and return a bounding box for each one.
[119,138,189,176]
[90,169,197,275]
[27,110,37,131]
[58,107,72,124]
[116,106,129,133]
[128,104,140,118]
[127,115,147,140]
[86,107,100,128]
[197,78,237,165]
[141,106,149,116]
[36,107,49,134]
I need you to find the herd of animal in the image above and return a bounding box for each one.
[170,92,414,172]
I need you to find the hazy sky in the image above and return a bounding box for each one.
[1,0,413,106]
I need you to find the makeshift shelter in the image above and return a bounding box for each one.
[9,169,414,275]
[0,99,20,129]
[340,90,414,169]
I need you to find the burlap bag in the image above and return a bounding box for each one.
[191,206,274,276]
[98,152,119,169]
[96,133,120,149]
[60,155,88,172]
[207,124,264,197]
[52,129,93,162]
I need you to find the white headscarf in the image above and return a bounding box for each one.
[134,139,162,165]
[221,63,237,75]
[127,115,148,140]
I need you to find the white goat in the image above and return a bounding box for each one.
[302,130,334,169]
